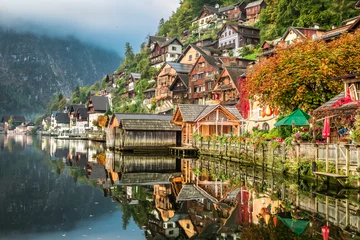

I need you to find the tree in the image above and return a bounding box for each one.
[245,30,360,113]
[8,116,13,129]
[158,18,165,32]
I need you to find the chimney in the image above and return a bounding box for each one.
[215,3,219,8]
[312,23,320,30]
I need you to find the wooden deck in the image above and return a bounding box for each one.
[169,146,198,158]
[313,172,349,186]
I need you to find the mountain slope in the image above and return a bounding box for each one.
[0,28,121,116]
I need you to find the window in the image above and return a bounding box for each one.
[208,82,212,90]
[225,32,227,37]
[186,224,190,229]
[196,53,199,58]
[169,230,174,235]
[172,46,176,51]
[196,65,199,70]
[189,87,192,93]
[258,109,263,118]
[262,123,270,131]
[201,63,205,67]
[228,31,231,36]
[188,55,192,61]
[201,85,205,92]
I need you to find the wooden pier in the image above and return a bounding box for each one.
[169,146,198,158]
[313,172,349,186]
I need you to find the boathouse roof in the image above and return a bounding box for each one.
[177,184,218,202]
[113,113,172,121]
[118,173,178,185]
[121,119,182,131]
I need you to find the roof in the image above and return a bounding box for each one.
[166,62,193,74]
[69,104,85,113]
[148,36,167,44]
[219,2,242,12]
[177,104,243,122]
[77,107,88,119]
[356,0,360,8]
[121,119,182,131]
[88,165,106,180]
[202,55,222,68]
[90,96,110,112]
[159,38,183,48]
[245,0,264,9]
[177,184,218,202]
[113,113,172,122]
[51,111,60,117]
[130,72,141,79]
[204,5,220,14]
[177,104,208,122]
[117,173,179,185]
[226,67,245,85]
[313,92,345,112]
[1,116,26,123]
[143,87,156,93]
[56,113,70,124]
[170,74,189,91]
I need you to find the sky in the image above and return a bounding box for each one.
[0,0,180,56]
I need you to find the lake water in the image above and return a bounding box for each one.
[0,134,359,240]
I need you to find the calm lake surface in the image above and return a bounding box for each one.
[0,134,359,240]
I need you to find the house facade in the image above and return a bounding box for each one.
[219,2,247,22]
[122,72,141,99]
[148,36,183,68]
[169,74,189,106]
[87,96,111,130]
[191,5,227,31]
[74,108,88,134]
[172,104,243,145]
[245,0,266,24]
[188,55,222,105]
[155,62,193,114]
[211,67,245,106]
[218,24,260,56]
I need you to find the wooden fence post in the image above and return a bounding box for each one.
[335,144,339,174]
[346,145,350,176]
[325,143,329,173]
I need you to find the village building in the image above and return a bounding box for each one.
[155,62,193,114]
[67,104,86,132]
[219,2,247,23]
[148,36,183,68]
[178,43,221,65]
[317,15,360,41]
[143,87,156,110]
[87,95,111,129]
[211,66,246,106]
[106,113,181,150]
[122,72,141,99]
[104,73,121,88]
[41,116,51,131]
[188,55,223,105]
[169,74,190,106]
[218,24,260,56]
[278,26,325,47]
[191,5,227,32]
[55,113,70,133]
[245,0,266,24]
[313,73,360,143]
[260,38,281,57]
[73,107,88,134]
[172,104,244,145]
[0,116,26,132]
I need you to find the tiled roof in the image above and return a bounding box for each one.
[114,113,172,121]
[88,165,106,180]
[203,55,222,68]
[178,104,208,122]
[77,108,88,119]
[91,96,110,112]
[177,74,189,88]
[225,106,244,120]
[219,2,241,12]
[121,119,182,131]
[167,62,193,74]
[177,184,218,202]
[130,72,141,79]
[119,173,177,185]
[69,104,85,113]
[226,67,246,91]
[195,105,219,122]
[56,113,70,124]
[149,36,167,44]
[313,92,345,112]
[204,5,220,14]
[245,0,264,9]
[160,38,182,47]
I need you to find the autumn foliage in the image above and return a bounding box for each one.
[92,115,109,128]
[245,29,360,114]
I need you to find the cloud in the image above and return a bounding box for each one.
[0,0,180,55]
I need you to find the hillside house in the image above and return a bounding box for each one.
[279,26,325,47]
[169,74,190,106]
[188,55,223,105]
[67,104,86,131]
[211,67,245,106]
[55,113,70,132]
[87,96,111,129]
[260,38,281,57]
[218,24,260,56]
[148,36,183,68]
[192,5,227,32]
[122,72,141,99]
[317,15,360,41]
[219,2,247,22]
[245,0,266,24]
[172,104,243,145]
[178,43,221,65]
[143,87,156,109]
[155,62,193,114]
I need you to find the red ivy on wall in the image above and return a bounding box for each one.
[236,77,250,119]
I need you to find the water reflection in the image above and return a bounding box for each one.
[1,135,360,239]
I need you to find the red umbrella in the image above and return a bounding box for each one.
[322,118,330,139]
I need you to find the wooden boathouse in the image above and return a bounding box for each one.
[106,113,182,150]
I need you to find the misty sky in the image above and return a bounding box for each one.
[0,0,180,56]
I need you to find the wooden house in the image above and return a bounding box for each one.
[219,2,246,22]
[169,74,190,106]
[188,55,223,105]
[122,72,141,99]
[172,104,243,145]
[178,44,221,65]
[318,15,360,41]
[245,0,266,24]
[155,62,193,114]
[191,5,227,32]
[211,67,245,106]
[87,95,110,129]
[218,24,260,56]
[278,27,325,47]
[148,36,183,68]
[106,113,181,150]
[313,73,360,143]
[260,38,281,57]
[356,0,360,8]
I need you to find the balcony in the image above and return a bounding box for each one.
[205,99,221,105]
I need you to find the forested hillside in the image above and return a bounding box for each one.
[158,0,359,42]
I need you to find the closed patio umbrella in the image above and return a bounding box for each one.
[322,117,330,138]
